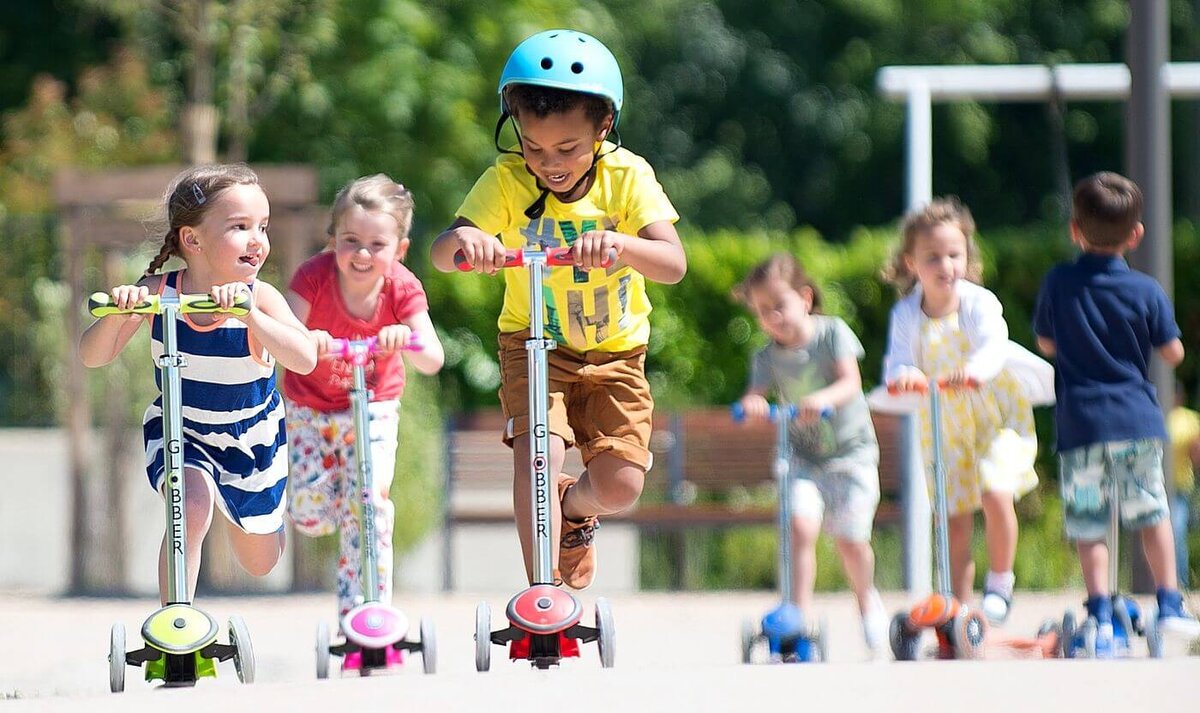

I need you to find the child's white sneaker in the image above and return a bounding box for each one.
[862,590,888,660]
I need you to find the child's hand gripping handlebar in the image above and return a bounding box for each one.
[88,292,250,318]
[730,403,834,422]
[327,336,423,366]
[453,246,617,271]
[886,374,980,394]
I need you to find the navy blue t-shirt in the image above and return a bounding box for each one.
[1033,252,1179,451]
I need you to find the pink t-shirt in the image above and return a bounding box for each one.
[283,251,429,412]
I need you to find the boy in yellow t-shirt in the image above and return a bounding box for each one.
[1168,382,1200,587]
[431,30,686,589]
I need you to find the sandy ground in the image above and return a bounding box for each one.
[2,590,1198,712]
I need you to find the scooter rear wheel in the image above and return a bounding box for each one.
[109,623,126,693]
[595,597,615,669]
[228,616,255,684]
[474,602,491,672]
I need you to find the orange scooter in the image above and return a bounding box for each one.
[888,377,989,660]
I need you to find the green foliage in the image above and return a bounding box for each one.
[391,368,444,554]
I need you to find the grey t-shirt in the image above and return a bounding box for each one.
[749,315,878,463]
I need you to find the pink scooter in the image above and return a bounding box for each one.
[314,336,436,677]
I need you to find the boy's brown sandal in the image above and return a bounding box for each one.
[557,475,598,590]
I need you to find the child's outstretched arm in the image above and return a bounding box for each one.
[395,310,445,375]
[79,278,157,368]
[430,218,508,274]
[242,282,318,374]
[572,221,686,284]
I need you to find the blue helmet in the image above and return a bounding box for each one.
[498,30,624,128]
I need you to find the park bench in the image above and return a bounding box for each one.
[440,407,911,589]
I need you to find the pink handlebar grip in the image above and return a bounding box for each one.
[453,246,614,271]
[328,334,423,361]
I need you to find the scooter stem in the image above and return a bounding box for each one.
[159,297,190,605]
[524,248,557,585]
[348,346,381,601]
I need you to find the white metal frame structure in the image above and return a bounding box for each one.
[877,62,1200,210]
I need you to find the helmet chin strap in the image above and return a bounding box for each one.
[494,111,623,221]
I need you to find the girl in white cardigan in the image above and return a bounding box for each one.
[881,197,1052,626]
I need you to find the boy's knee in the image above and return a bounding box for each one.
[594,470,643,510]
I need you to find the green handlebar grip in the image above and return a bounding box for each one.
[88,291,250,317]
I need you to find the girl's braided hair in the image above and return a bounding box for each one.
[144,164,261,277]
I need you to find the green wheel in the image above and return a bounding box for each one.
[228,616,255,684]
[109,623,126,693]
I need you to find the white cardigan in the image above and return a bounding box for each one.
[870,280,1055,413]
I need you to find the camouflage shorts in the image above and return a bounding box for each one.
[1058,439,1170,541]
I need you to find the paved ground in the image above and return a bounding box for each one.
[2,590,1198,712]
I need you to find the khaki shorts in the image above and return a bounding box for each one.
[498,331,654,470]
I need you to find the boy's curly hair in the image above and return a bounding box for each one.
[505,84,613,129]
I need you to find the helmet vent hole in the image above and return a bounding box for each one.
[540,57,553,70]
[571,62,584,74]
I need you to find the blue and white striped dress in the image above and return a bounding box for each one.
[142,271,289,534]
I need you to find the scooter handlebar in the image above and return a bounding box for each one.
[453,246,616,272]
[88,292,250,318]
[730,403,832,423]
[886,376,980,395]
[327,335,423,360]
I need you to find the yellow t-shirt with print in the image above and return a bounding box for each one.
[456,142,679,353]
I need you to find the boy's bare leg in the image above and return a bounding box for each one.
[561,451,644,519]
[512,435,567,582]
[227,522,286,577]
[948,513,975,600]
[789,516,820,611]
[158,467,215,604]
[980,490,1018,573]
[835,538,877,612]
[1140,519,1179,590]
[1076,539,1109,595]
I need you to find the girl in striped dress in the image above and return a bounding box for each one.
[80,164,317,602]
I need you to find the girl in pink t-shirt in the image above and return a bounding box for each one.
[284,174,444,616]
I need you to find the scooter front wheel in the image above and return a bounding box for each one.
[595,597,615,669]
[951,609,988,659]
[315,620,331,679]
[228,616,255,684]
[419,616,437,674]
[889,612,920,661]
[474,602,491,672]
[740,618,757,664]
[109,623,126,693]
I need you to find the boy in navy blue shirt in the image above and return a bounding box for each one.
[1034,171,1199,651]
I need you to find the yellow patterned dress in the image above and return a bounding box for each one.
[917,312,1038,515]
